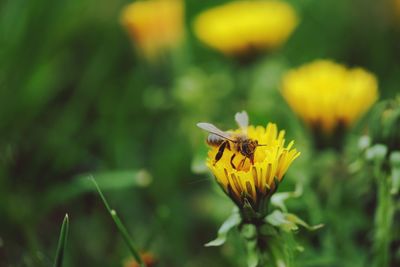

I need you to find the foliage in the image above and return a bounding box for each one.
[1,0,399,266]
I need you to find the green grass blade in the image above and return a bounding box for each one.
[90,176,145,267]
[53,214,69,267]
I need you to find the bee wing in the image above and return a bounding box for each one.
[235,111,249,133]
[197,122,234,141]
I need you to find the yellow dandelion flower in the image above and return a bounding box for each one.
[121,0,184,61]
[193,0,298,56]
[282,60,378,134]
[199,113,300,217]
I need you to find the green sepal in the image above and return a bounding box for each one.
[270,183,303,212]
[366,144,388,163]
[255,184,272,218]
[205,208,241,247]
[241,196,267,224]
[241,223,257,240]
[265,210,323,233]
[252,177,282,219]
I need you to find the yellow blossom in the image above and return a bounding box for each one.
[281,60,378,134]
[121,0,184,61]
[193,0,298,56]
[206,123,300,212]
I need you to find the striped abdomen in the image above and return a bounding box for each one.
[206,133,225,147]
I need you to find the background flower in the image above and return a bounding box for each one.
[193,0,298,56]
[281,59,378,134]
[121,0,184,61]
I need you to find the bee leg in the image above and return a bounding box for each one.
[250,155,254,165]
[239,157,246,170]
[226,141,231,150]
[230,153,236,169]
[214,141,228,165]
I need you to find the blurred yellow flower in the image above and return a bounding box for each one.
[394,0,400,19]
[123,252,156,267]
[282,60,378,134]
[121,0,184,61]
[193,0,298,56]
[206,123,300,213]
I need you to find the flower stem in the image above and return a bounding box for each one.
[373,164,394,267]
[249,223,294,267]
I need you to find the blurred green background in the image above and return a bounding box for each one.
[1,0,399,266]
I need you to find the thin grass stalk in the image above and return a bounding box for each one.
[373,163,394,267]
[90,176,145,267]
[53,214,69,267]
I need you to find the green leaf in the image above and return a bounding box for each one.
[90,177,145,267]
[205,208,241,247]
[53,214,69,267]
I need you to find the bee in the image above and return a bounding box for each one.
[197,111,264,170]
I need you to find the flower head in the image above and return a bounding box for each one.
[121,0,184,61]
[282,60,378,135]
[193,0,298,57]
[202,114,300,220]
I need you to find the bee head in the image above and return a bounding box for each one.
[246,139,258,153]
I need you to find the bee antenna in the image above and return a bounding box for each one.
[257,144,267,147]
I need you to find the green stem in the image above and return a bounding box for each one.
[373,164,394,267]
[253,224,294,267]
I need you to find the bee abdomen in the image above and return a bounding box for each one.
[206,134,224,147]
